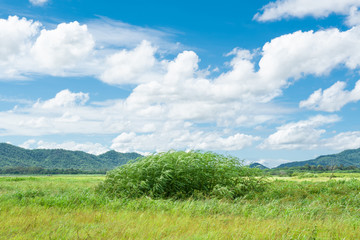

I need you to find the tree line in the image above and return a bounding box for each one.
[0,166,107,175]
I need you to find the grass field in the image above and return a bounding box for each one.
[1,174,360,239]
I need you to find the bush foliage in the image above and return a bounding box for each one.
[98,151,266,199]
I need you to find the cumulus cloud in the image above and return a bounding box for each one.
[120,47,286,128]
[0,15,184,80]
[29,0,48,6]
[0,90,101,136]
[3,14,360,153]
[254,0,360,24]
[3,14,360,103]
[100,40,159,85]
[259,27,360,82]
[111,130,260,153]
[0,88,261,151]
[0,16,40,78]
[33,89,89,109]
[31,21,95,74]
[21,139,109,155]
[260,115,341,150]
[110,26,360,128]
[300,80,360,112]
[0,17,96,79]
[0,16,40,61]
[4,24,360,151]
[346,6,360,26]
[324,131,360,150]
[261,115,360,151]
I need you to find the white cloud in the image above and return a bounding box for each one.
[111,130,260,153]
[3,15,360,105]
[33,89,89,109]
[86,17,181,51]
[324,131,360,150]
[100,40,159,85]
[31,21,95,74]
[260,115,341,150]
[5,24,360,151]
[256,158,293,168]
[300,80,360,112]
[21,139,109,155]
[111,26,360,128]
[119,48,286,128]
[258,27,360,83]
[3,14,360,153]
[0,89,262,154]
[346,6,360,26]
[0,88,261,152]
[0,16,40,61]
[0,95,32,105]
[0,16,40,78]
[260,116,360,152]
[29,0,48,6]
[191,133,261,151]
[20,139,37,149]
[254,0,360,24]
[0,90,103,136]
[0,15,184,80]
[0,17,96,79]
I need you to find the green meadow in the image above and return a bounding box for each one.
[1,174,360,239]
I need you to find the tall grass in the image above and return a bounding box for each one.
[1,174,360,239]
[2,205,360,239]
[1,175,360,217]
[98,151,265,199]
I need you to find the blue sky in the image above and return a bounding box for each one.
[1,0,360,167]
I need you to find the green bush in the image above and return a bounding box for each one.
[97,151,266,199]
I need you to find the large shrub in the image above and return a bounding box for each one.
[97,151,266,199]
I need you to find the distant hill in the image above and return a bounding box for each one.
[276,148,360,169]
[249,163,269,169]
[0,143,142,171]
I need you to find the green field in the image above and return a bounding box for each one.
[1,174,360,239]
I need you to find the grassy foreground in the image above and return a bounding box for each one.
[1,175,360,239]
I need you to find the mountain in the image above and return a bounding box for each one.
[276,148,360,168]
[0,143,142,171]
[249,163,269,169]
[98,150,140,166]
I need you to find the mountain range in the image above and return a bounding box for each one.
[0,143,142,171]
[276,148,360,169]
[1,143,360,171]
